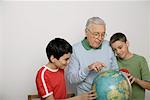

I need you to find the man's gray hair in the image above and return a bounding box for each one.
[86,17,106,29]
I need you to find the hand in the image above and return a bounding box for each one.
[119,69,136,84]
[88,62,106,72]
[126,73,136,84]
[80,90,96,100]
[67,90,96,100]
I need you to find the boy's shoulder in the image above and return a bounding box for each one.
[36,66,45,75]
[134,54,144,58]
[133,54,146,61]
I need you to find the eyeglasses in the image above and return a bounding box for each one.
[86,28,106,38]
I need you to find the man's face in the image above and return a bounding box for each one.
[111,41,129,59]
[54,53,71,69]
[86,24,105,49]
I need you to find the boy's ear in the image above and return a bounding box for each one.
[50,55,56,63]
[126,41,129,47]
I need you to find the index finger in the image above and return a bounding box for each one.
[101,63,106,67]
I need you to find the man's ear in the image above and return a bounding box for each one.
[50,55,56,63]
[85,29,88,36]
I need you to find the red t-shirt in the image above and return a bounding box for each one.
[36,65,67,99]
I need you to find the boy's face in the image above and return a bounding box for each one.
[54,53,71,69]
[111,40,129,59]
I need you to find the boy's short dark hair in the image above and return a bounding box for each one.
[110,32,127,46]
[46,38,72,61]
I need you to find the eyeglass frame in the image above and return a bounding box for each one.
[86,28,107,38]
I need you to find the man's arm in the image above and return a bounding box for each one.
[66,51,90,84]
[67,52,106,84]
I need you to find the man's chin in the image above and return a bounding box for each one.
[91,44,100,48]
[92,46,99,49]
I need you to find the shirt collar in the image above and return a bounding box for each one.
[81,37,102,50]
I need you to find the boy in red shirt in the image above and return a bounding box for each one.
[36,38,96,100]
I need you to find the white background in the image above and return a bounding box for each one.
[0,1,150,100]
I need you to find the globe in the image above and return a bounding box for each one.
[92,70,132,100]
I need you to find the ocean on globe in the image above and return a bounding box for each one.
[92,70,132,100]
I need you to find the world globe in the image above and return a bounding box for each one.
[92,70,132,100]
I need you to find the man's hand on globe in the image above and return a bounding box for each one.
[88,62,106,72]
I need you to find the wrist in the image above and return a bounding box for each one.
[88,65,92,71]
[134,78,139,83]
[83,67,90,75]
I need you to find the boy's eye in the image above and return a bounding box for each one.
[65,58,69,61]
[118,46,122,49]
[112,48,116,52]
[113,49,117,52]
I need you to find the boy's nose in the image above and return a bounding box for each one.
[116,49,121,55]
[67,60,70,64]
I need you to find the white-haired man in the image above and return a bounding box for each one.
[66,17,119,95]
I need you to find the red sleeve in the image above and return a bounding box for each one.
[36,68,53,98]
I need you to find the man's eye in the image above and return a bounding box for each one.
[93,32,99,36]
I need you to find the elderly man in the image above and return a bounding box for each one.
[66,17,119,95]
